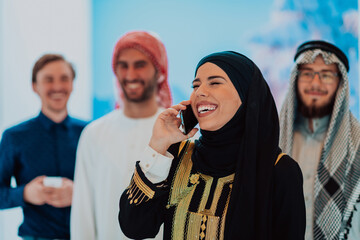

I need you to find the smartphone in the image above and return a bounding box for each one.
[180,105,198,135]
[43,176,63,188]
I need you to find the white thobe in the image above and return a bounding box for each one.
[71,109,163,240]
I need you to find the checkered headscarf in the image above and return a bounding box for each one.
[279,49,360,239]
[112,31,172,109]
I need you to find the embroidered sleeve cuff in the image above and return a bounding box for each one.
[139,145,173,183]
[126,166,155,205]
[125,163,169,206]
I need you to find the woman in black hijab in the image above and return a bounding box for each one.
[119,51,305,240]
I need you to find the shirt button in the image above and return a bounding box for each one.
[152,153,156,158]
[146,164,150,168]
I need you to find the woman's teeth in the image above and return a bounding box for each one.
[198,105,216,113]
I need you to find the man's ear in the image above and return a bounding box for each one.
[158,74,165,83]
[32,82,38,94]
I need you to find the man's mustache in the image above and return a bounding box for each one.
[47,90,68,94]
[304,87,328,95]
[123,79,145,85]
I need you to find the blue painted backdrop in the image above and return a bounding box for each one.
[92,0,359,119]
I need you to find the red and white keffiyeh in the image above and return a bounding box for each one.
[112,31,172,109]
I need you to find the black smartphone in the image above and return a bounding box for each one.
[180,105,198,135]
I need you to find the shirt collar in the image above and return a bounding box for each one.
[295,113,330,136]
[37,111,71,130]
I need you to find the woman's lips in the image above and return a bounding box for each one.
[196,103,218,117]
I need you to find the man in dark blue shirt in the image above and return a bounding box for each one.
[0,54,87,240]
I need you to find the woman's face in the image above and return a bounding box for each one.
[190,62,242,131]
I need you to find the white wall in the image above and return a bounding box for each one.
[0,0,92,239]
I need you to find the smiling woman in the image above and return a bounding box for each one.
[190,62,242,131]
[119,51,306,240]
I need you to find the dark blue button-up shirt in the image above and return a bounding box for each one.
[0,112,87,239]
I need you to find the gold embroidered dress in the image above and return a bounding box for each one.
[122,141,234,240]
[119,140,301,240]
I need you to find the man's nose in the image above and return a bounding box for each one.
[311,72,322,85]
[126,67,136,80]
[52,80,64,90]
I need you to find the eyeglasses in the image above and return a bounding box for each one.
[297,70,339,84]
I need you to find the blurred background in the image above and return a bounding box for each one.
[0,0,358,239]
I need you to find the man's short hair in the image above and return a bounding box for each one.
[32,54,76,83]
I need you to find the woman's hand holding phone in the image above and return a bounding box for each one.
[180,104,198,135]
[149,100,198,155]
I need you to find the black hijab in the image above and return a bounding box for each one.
[192,51,280,239]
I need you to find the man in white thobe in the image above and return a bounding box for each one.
[71,31,172,240]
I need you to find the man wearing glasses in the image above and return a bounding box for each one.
[279,40,360,240]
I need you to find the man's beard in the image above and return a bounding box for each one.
[120,76,157,103]
[297,90,336,118]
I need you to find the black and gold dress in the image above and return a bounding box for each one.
[119,140,304,240]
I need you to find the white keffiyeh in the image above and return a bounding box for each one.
[279,49,360,240]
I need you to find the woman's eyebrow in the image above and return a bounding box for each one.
[193,75,226,84]
[192,78,200,84]
[208,75,226,80]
